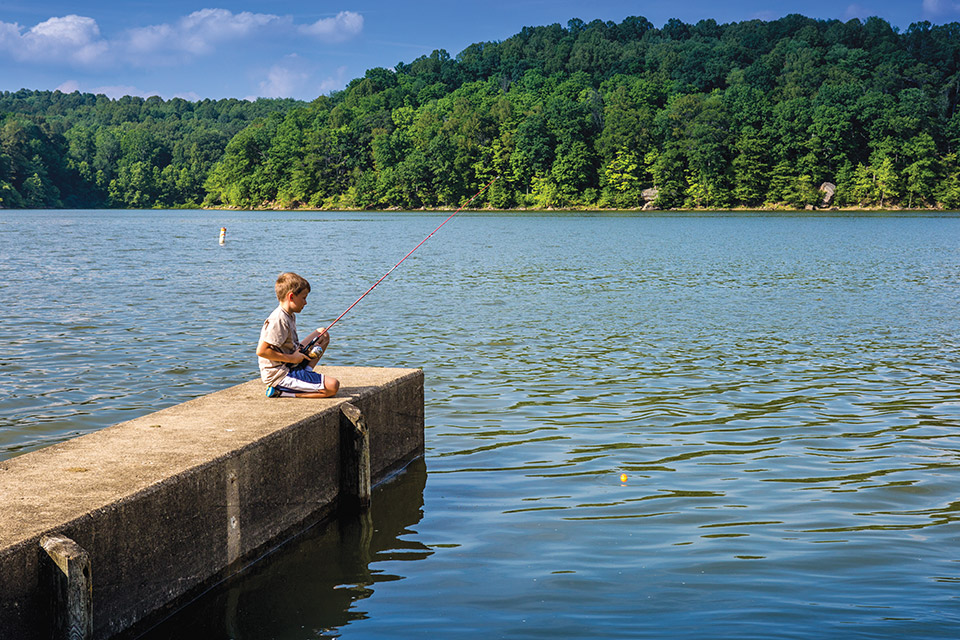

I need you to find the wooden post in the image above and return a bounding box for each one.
[39,535,92,640]
[339,402,371,514]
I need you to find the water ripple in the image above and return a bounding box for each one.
[5,211,960,638]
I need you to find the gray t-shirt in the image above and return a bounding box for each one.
[258,305,298,385]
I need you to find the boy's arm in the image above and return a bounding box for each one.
[301,327,331,352]
[256,340,308,366]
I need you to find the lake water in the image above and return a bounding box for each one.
[2,210,960,639]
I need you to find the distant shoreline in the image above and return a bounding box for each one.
[198,204,957,213]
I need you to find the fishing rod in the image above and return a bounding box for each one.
[296,176,499,362]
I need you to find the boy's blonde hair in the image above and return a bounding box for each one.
[275,272,311,302]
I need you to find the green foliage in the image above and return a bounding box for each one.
[0,91,296,209]
[902,133,939,207]
[936,154,960,209]
[5,14,960,210]
[601,149,643,207]
[732,127,769,206]
[649,143,686,208]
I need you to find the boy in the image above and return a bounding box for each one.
[257,272,340,398]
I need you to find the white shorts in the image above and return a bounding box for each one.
[274,368,325,393]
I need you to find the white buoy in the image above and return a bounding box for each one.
[219,227,226,245]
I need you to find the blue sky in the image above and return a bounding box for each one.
[2,1,959,101]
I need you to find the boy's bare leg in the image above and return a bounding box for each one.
[292,374,339,398]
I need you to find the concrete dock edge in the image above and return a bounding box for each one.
[0,366,424,640]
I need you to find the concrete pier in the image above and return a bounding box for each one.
[0,366,424,640]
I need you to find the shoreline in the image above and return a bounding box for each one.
[5,205,957,213]
[198,204,958,214]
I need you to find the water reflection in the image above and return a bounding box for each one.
[137,459,430,640]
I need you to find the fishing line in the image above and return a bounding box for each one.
[302,176,499,353]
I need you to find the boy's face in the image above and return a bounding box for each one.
[288,289,308,313]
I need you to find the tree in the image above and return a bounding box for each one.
[902,133,938,208]
[601,148,643,207]
[649,143,686,208]
[766,160,795,205]
[873,156,900,207]
[530,173,560,208]
[783,173,820,208]
[551,140,595,204]
[510,113,553,195]
[935,153,960,209]
[849,162,876,206]
[204,115,281,207]
[22,170,60,208]
[732,127,768,206]
[4,13,960,210]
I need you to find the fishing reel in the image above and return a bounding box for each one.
[289,338,324,371]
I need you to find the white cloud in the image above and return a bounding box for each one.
[923,0,960,15]
[0,15,110,66]
[181,8,284,39]
[257,59,311,98]
[55,80,80,93]
[318,66,350,94]
[55,79,202,101]
[123,23,175,56]
[844,4,870,20]
[0,21,18,45]
[89,84,152,99]
[0,9,365,69]
[246,59,350,100]
[125,9,290,58]
[299,11,364,42]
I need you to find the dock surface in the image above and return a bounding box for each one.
[0,366,424,639]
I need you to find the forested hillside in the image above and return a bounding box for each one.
[0,93,298,208]
[4,14,960,210]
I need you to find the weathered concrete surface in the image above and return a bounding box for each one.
[0,366,424,640]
